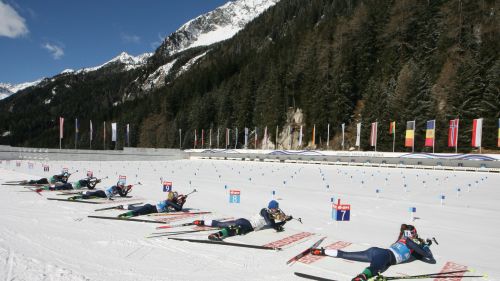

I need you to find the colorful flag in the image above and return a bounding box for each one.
[356,122,361,147]
[312,124,316,145]
[425,120,435,147]
[75,118,79,135]
[59,117,64,139]
[370,122,377,147]
[405,121,415,147]
[472,118,483,147]
[201,129,205,147]
[498,119,500,147]
[111,122,117,142]
[448,119,459,147]
[389,121,396,134]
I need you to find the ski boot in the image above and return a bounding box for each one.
[352,273,368,281]
[193,220,204,226]
[310,248,325,256]
[208,232,223,241]
[118,211,133,218]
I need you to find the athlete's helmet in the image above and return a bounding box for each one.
[403,225,418,239]
[268,200,279,209]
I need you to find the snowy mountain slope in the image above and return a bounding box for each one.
[0,80,44,100]
[158,0,280,57]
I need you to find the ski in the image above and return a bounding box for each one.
[147,228,217,238]
[295,272,337,281]
[94,202,144,212]
[379,270,482,280]
[87,215,166,224]
[148,211,212,217]
[155,217,233,230]
[47,198,102,204]
[286,236,327,265]
[168,237,281,250]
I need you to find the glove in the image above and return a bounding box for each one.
[276,225,284,232]
[425,238,432,246]
[286,215,293,221]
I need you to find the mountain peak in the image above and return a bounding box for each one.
[158,0,280,57]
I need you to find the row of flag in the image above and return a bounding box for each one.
[369,118,497,151]
[58,117,500,150]
[59,118,130,149]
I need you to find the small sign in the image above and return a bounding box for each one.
[229,189,241,204]
[332,199,350,221]
[118,175,127,185]
[163,181,173,192]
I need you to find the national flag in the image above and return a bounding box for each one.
[298,125,303,146]
[448,119,459,147]
[405,121,415,147]
[341,123,345,147]
[111,122,117,142]
[59,117,64,139]
[201,129,205,147]
[498,119,500,147]
[370,122,377,147]
[355,122,361,146]
[312,125,316,145]
[75,118,79,135]
[90,120,93,141]
[389,121,396,134]
[472,118,483,147]
[264,126,268,147]
[126,124,129,146]
[194,129,197,148]
[425,120,435,147]
[244,127,248,148]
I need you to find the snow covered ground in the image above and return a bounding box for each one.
[0,159,498,281]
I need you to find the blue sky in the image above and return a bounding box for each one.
[0,0,228,84]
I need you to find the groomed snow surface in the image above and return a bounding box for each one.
[0,159,498,281]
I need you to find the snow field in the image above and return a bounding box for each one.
[1,159,499,280]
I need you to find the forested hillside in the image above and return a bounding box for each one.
[0,0,498,152]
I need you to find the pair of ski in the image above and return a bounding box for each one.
[88,209,213,224]
[168,234,324,253]
[294,270,484,281]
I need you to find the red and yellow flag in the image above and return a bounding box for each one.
[389,121,396,135]
[405,121,415,147]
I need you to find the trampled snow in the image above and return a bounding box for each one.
[0,159,498,280]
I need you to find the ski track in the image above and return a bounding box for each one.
[1,159,499,280]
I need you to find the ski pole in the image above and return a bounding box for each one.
[432,237,439,245]
[186,189,197,196]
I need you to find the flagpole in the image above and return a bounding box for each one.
[456,119,459,154]
[393,129,395,153]
[326,124,330,150]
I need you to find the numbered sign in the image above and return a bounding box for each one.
[332,199,350,221]
[87,171,93,177]
[163,181,173,192]
[43,165,50,172]
[229,190,241,204]
[118,175,127,185]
